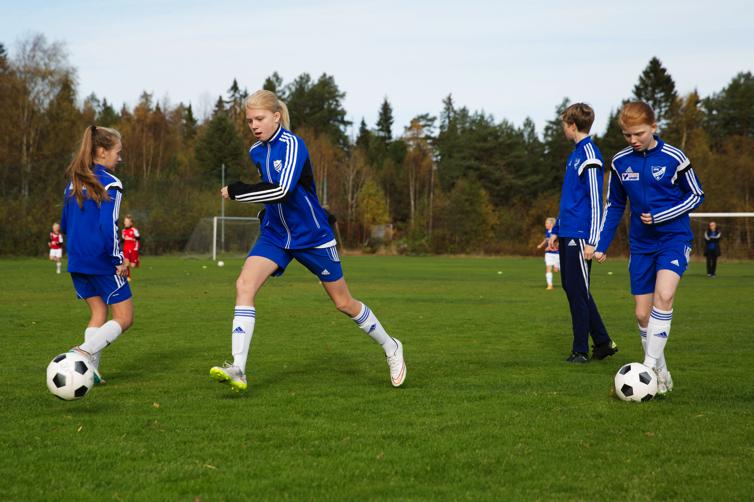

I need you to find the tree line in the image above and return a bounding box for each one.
[1,34,752,257]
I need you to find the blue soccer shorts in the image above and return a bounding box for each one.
[71,273,132,304]
[249,237,343,282]
[628,241,692,295]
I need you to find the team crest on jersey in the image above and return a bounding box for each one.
[572,157,580,169]
[621,166,639,181]
[273,160,282,172]
[651,166,666,181]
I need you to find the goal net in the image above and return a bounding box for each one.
[184,216,260,260]
[689,212,754,259]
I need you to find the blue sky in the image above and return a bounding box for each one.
[2,0,753,136]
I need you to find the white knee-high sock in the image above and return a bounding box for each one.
[85,327,100,369]
[546,272,553,286]
[638,323,648,353]
[231,306,255,373]
[644,307,672,371]
[80,320,123,355]
[351,303,397,355]
[56,261,62,274]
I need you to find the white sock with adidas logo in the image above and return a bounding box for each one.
[546,272,553,286]
[85,327,100,369]
[232,306,255,373]
[351,303,395,355]
[644,307,672,373]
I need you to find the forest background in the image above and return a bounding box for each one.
[1,34,752,257]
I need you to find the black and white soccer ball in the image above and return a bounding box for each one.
[46,352,95,400]
[614,362,658,402]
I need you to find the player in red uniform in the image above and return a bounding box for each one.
[49,222,64,274]
[121,215,140,281]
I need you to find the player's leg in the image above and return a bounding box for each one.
[581,243,615,359]
[644,269,681,393]
[559,238,590,362]
[545,260,554,289]
[634,293,653,353]
[710,254,717,277]
[210,253,280,392]
[321,277,406,387]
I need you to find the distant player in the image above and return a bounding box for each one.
[61,125,133,384]
[210,90,405,392]
[595,101,705,394]
[703,221,721,277]
[549,103,617,363]
[49,222,64,274]
[121,215,140,281]
[536,217,559,290]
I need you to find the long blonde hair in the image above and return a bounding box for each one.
[65,125,121,207]
[245,90,290,130]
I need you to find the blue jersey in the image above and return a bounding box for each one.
[228,127,335,249]
[596,137,704,254]
[60,165,124,274]
[545,230,558,254]
[552,137,604,245]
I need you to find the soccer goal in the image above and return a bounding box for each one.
[689,212,754,259]
[184,216,260,261]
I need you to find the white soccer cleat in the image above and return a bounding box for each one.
[654,368,673,395]
[386,338,406,387]
[210,362,248,392]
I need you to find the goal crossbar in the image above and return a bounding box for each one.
[689,213,754,218]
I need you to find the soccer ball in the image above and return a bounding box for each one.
[46,352,95,400]
[614,362,658,402]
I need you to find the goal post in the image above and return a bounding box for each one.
[212,216,260,261]
[184,216,260,261]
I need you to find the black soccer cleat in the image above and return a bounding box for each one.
[591,340,618,360]
[566,352,589,363]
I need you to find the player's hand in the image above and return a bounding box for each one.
[548,234,558,248]
[116,260,129,277]
[584,245,595,260]
[641,213,653,224]
[220,186,230,199]
[594,251,607,263]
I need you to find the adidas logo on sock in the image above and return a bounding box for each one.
[655,331,668,338]
[368,324,377,334]
[232,326,245,334]
[670,259,679,266]
[321,269,330,276]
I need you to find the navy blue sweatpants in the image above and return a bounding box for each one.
[559,237,610,354]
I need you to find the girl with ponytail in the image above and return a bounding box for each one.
[209,90,406,392]
[60,125,134,383]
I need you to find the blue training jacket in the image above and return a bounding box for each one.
[227,126,335,249]
[596,137,704,254]
[552,136,604,245]
[60,165,125,274]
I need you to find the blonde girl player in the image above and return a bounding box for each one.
[210,90,406,392]
[536,217,559,289]
[61,125,134,383]
[595,102,704,394]
[49,222,64,274]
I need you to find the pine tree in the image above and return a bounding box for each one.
[376,97,394,141]
[263,72,283,94]
[356,117,371,150]
[632,57,678,129]
[703,71,754,143]
[182,102,198,141]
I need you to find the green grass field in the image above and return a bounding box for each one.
[1,255,753,500]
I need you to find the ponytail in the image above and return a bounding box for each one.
[245,90,290,130]
[65,125,121,207]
